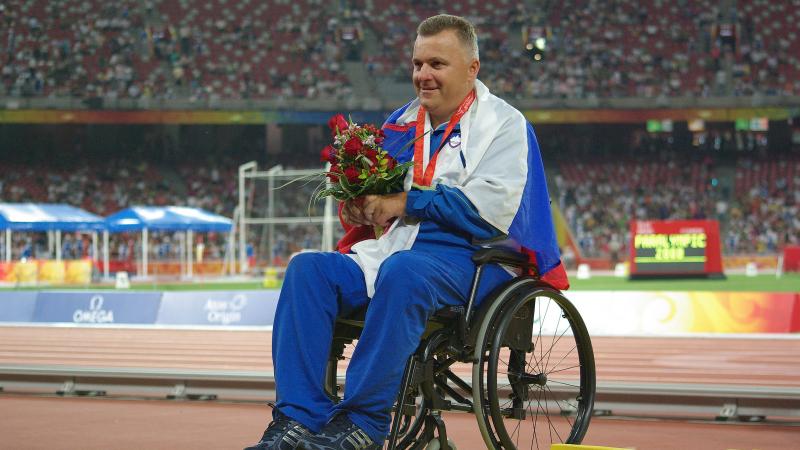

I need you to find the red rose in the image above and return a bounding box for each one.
[364,148,378,163]
[327,164,341,182]
[344,166,360,183]
[328,114,348,136]
[375,135,384,145]
[385,155,397,169]
[320,145,337,163]
[343,136,362,156]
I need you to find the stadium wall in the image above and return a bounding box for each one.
[0,290,279,327]
[2,95,799,113]
[2,289,798,334]
[0,106,794,125]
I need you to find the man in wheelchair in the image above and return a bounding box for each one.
[246,14,572,450]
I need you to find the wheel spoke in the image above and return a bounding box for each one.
[543,307,563,372]
[540,325,572,374]
[537,299,552,371]
[526,395,536,450]
[547,363,581,376]
[546,379,581,389]
[532,384,544,450]
[540,383,564,443]
[482,289,594,450]
[545,382,575,432]
[546,345,578,375]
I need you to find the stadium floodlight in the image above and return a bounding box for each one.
[525,38,546,61]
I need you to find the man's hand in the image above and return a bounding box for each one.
[341,198,371,226]
[362,192,407,227]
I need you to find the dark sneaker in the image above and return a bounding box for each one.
[297,414,380,450]
[244,408,312,450]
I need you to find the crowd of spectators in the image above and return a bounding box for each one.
[2,0,799,267]
[2,0,798,102]
[0,153,335,264]
[554,151,799,259]
[0,157,239,263]
[730,0,800,97]
[4,144,797,265]
[478,0,723,99]
[1,0,353,101]
[555,155,723,259]
[528,0,723,99]
[725,156,800,254]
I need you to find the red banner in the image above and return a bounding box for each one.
[784,245,800,272]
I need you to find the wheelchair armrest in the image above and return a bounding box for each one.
[471,247,529,269]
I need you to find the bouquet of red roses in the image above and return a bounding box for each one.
[314,114,413,202]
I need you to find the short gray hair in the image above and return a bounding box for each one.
[417,14,479,60]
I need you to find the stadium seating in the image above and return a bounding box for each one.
[4,147,798,265]
[1,1,798,266]
[733,0,800,96]
[727,155,800,253]
[2,0,351,100]
[553,151,799,259]
[2,0,798,101]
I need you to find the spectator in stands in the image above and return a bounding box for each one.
[3,0,798,101]
[244,14,566,450]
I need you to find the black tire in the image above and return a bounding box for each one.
[392,391,428,450]
[473,282,595,449]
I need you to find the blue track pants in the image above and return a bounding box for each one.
[272,247,511,442]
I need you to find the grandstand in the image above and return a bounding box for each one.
[0,1,799,449]
[1,0,798,270]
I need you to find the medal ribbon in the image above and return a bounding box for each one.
[413,89,476,186]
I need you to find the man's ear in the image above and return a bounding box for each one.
[469,59,480,81]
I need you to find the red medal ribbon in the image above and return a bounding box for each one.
[413,90,476,186]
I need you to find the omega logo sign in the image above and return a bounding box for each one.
[73,295,115,323]
[204,294,247,325]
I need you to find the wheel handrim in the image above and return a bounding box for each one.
[486,290,595,449]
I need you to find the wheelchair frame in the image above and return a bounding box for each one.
[326,248,596,449]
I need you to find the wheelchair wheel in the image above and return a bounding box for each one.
[392,387,428,450]
[473,281,595,449]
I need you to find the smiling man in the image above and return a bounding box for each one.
[245,14,567,450]
[413,21,480,128]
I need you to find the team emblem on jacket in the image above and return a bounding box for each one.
[448,135,461,148]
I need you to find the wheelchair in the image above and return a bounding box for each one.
[325,248,596,449]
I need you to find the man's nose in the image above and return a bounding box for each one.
[416,64,433,80]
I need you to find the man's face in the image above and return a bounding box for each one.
[412,30,479,121]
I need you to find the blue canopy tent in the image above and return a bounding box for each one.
[105,206,233,278]
[0,203,106,263]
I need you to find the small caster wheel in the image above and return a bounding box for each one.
[426,438,456,450]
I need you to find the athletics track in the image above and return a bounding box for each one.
[0,327,798,449]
